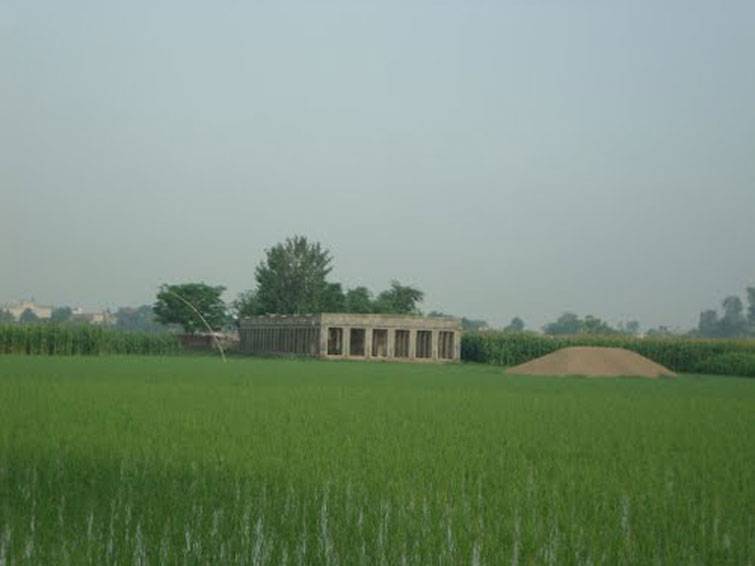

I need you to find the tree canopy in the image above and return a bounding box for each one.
[19,308,40,325]
[237,236,426,317]
[696,290,753,338]
[51,306,73,324]
[154,283,227,334]
[254,236,334,314]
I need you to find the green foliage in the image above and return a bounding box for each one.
[50,306,73,323]
[0,324,181,355]
[254,235,334,314]
[18,308,40,325]
[693,353,755,378]
[697,290,752,338]
[0,310,14,324]
[543,312,617,335]
[154,283,227,333]
[0,356,751,563]
[504,316,525,332]
[321,282,346,312]
[373,281,424,314]
[232,289,261,320]
[344,286,373,313]
[461,332,755,377]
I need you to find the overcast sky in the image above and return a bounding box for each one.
[2,1,754,330]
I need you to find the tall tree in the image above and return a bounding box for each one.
[747,287,755,334]
[504,317,525,333]
[344,287,373,313]
[719,295,747,338]
[321,283,346,312]
[254,236,333,314]
[697,309,720,338]
[373,281,424,314]
[19,308,40,325]
[0,309,15,324]
[154,283,227,334]
[51,306,73,323]
[543,312,582,335]
[233,290,261,320]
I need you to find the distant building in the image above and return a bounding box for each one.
[239,313,462,362]
[4,300,52,321]
[71,308,115,325]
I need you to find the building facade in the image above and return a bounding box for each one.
[4,301,52,321]
[239,313,461,362]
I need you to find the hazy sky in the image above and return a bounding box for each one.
[2,1,754,330]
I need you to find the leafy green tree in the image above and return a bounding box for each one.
[233,290,262,320]
[344,287,374,313]
[697,309,720,338]
[255,236,333,314]
[51,306,73,323]
[321,282,346,312]
[582,315,616,335]
[504,317,525,333]
[19,308,40,325]
[746,287,755,334]
[719,295,747,338]
[543,312,582,335]
[154,283,227,334]
[373,281,424,314]
[0,309,15,324]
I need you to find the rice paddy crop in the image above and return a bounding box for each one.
[0,356,752,564]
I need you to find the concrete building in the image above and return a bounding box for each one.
[239,313,461,362]
[4,300,52,321]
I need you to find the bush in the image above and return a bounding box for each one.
[0,324,182,356]
[692,353,755,378]
[461,332,755,377]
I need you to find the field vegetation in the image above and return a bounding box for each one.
[0,325,181,356]
[0,356,752,564]
[462,332,755,377]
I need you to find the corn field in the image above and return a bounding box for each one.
[461,332,755,377]
[0,325,181,356]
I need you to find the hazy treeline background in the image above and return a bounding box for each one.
[2,236,754,339]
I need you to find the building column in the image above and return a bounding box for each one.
[408,329,416,360]
[320,327,329,357]
[387,328,395,358]
[365,327,373,358]
[431,330,439,360]
[342,326,351,357]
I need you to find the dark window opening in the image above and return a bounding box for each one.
[327,327,343,355]
[349,328,366,356]
[395,330,410,358]
[372,329,388,357]
[416,330,432,358]
[439,331,455,359]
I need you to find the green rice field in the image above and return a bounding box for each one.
[0,356,752,564]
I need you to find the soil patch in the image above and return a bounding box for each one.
[505,346,676,378]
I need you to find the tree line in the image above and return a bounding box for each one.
[4,235,752,339]
[153,236,428,333]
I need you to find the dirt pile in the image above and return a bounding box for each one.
[505,347,676,378]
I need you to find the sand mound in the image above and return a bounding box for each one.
[506,347,676,378]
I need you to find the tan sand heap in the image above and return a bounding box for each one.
[506,346,676,378]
